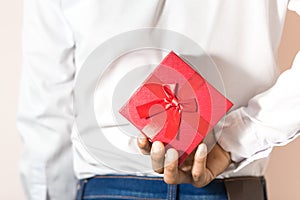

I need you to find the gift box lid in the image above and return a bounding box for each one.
[119,51,233,165]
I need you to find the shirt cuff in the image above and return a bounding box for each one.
[216,108,300,172]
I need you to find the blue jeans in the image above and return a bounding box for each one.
[76,175,229,200]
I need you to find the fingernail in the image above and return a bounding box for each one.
[166,148,178,162]
[152,141,163,154]
[196,143,207,158]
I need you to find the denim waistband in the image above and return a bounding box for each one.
[76,175,266,200]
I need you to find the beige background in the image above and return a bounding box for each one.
[0,1,299,199]
[265,10,300,200]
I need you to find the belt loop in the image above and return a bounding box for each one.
[224,176,266,200]
[76,179,88,200]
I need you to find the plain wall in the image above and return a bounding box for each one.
[0,0,24,199]
[265,10,300,200]
[0,1,299,199]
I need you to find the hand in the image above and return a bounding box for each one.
[137,135,231,187]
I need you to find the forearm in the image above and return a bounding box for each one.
[218,50,300,170]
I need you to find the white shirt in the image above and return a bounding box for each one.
[17,0,300,199]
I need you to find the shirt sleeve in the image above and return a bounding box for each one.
[217,49,300,171]
[16,0,77,199]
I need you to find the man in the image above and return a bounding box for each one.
[17,0,300,199]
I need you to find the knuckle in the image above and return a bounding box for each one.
[194,156,204,163]
[137,139,143,146]
[151,154,164,162]
[166,164,177,172]
[137,137,144,145]
[192,173,201,182]
[138,144,150,155]
[154,168,164,174]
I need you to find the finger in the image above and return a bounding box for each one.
[206,144,231,178]
[191,143,212,187]
[164,148,193,184]
[150,141,165,173]
[163,148,193,185]
[163,148,179,184]
[137,134,151,155]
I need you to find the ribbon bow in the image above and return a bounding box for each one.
[136,83,198,141]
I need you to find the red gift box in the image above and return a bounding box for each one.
[119,51,233,165]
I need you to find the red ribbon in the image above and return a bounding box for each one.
[136,83,197,140]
